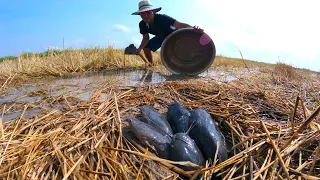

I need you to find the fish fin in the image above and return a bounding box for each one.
[186,119,197,135]
[146,116,173,138]
[145,141,156,152]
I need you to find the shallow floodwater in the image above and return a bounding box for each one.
[0,68,241,122]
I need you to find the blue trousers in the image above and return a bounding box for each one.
[145,36,166,52]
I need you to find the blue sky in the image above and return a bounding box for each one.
[1,0,319,71]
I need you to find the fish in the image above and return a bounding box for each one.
[188,108,228,163]
[126,117,171,159]
[169,133,205,171]
[139,105,173,138]
[167,101,190,134]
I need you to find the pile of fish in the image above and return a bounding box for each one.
[126,101,228,172]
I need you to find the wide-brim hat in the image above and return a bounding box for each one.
[132,0,162,15]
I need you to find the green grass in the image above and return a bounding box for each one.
[21,49,67,58]
[0,49,71,62]
[0,56,18,62]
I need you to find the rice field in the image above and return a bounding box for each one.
[0,47,319,179]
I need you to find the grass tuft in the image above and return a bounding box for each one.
[272,62,298,83]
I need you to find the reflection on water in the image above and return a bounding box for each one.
[0,86,39,104]
[0,69,168,104]
[200,71,238,82]
[59,68,167,87]
[0,108,42,122]
[1,68,239,122]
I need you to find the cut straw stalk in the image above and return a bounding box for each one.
[0,65,319,179]
[103,146,198,178]
[62,155,84,180]
[0,117,3,139]
[79,169,111,177]
[309,141,320,174]
[114,93,123,158]
[135,152,147,180]
[230,133,273,151]
[0,105,29,166]
[263,149,274,180]
[282,105,320,150]
[280,131,320,158]
[0,73,16,91]
[260,120,291,180]
[253,148,273,180]
[290,96,300,133]
[201,140,266,173]
[289,168,320,180]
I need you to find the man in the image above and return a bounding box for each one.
[132,0,203,65]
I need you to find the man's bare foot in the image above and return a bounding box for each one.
[149,62,155,67]
[144,61,154,67]
[143,62,152,68]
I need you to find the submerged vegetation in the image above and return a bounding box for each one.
[0,47,319,179]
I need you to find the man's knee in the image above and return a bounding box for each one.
[143,47,151,52]
[145,37,164,52]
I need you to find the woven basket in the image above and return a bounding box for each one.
[160,28,216,75]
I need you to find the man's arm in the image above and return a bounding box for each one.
[136,33,150,54]
[173,20,193,29]
[173,20,204,32]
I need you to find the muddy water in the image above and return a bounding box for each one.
[0,68,241,122]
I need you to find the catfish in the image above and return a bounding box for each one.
[169,133,205,171]
[167,101,190,134]
[127,117,171,159]
[139,105,173,138]
[188,108,228,163]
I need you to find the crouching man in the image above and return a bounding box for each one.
[132,0,203,65]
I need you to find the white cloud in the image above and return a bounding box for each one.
[64,39,87,49]
[193,0,320,71]
[72,39,87,45]
[107,39,127,49]
[112,24,132,33]
[131,35,141,45]
[47,46,61,50]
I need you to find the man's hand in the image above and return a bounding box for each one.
[173,20,204,33]
[193,25,204,33]
[136,48,142,55]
